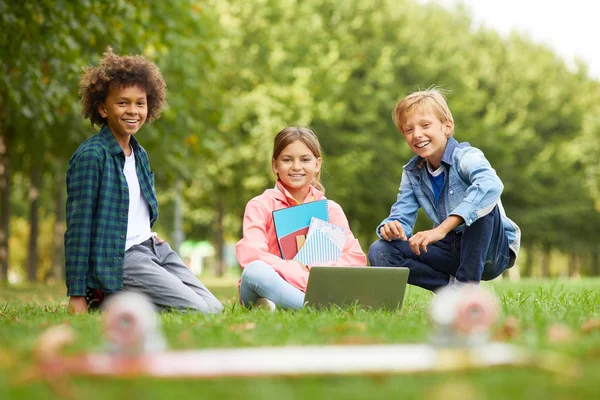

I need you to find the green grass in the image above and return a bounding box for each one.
[1,278,600,400]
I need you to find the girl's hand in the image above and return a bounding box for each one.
[408,228,446,255]
[380,221,407,241]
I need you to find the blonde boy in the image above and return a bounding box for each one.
[368,88,520,290]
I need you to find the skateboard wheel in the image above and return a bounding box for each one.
[102,292,157,351]
[430,285,499,335]
[453,287,499,334]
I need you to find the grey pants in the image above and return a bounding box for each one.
[123,237,223,314]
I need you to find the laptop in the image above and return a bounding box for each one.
[303,266,410,310]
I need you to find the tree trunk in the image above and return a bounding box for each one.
[51,170,66,282]
[591,248,599,276]
[568,252,580,279]
[0,130,11,282]
[27,159,42,282]
[215,193,225,277]
[540,243,551,278]
[521,244,534,277]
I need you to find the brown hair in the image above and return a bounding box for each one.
[392,87,454,135]
[79,47,167,127]
[272,127,325,193]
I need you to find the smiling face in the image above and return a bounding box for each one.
[272,140,322,202]
[402,108,454,169]
[98,84,148,151]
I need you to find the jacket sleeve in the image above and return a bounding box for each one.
[450,147,503,226]
[317,201,367,267]
[64,149,102,296]
[236,199,309,291]
[376,170,420,239]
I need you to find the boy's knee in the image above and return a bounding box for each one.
[470,205,501,228]
[207,299,224,314]
[184,295,223,314]
[368,240,396,266]
[160,284,221,315]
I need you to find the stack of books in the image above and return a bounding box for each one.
[272,200,345,264]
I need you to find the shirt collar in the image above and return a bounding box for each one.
[274,180,322,205]
[405,136,460,172]
[440,136,459,166]
[100,124,141,156]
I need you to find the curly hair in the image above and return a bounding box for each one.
[79,47,167,127]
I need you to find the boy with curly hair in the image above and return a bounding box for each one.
[65,48,222,314]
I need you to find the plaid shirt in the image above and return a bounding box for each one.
[64,125,158,296]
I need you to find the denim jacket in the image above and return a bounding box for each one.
[377,137,521,257]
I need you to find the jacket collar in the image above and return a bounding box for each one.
[100,124,141,156]
[404,136,460,172]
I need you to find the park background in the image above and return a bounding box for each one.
[2,2,600,399]
[1,0,600,286]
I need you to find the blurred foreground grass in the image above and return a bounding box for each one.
[1,278,599,399]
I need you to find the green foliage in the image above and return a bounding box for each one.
[1,0,600,278]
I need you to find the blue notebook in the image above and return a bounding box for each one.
[272,199,329,260]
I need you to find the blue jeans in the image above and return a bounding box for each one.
[368,206,513,291]
[239,260,305,310]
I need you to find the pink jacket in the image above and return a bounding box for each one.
[236,182,367,292]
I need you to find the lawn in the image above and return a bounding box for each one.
[1,278,599,400]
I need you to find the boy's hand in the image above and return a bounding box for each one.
[408,228,446,255]
[68,296,88,314]
[380,221,407,242]
[409,216,463,255]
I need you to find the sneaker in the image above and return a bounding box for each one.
[86,288,105,311]
[255,297,277,311]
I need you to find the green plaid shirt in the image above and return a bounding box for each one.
[64,125,158,296]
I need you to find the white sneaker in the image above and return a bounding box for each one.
[255,297,277,311]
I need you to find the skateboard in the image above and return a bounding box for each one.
[30,286,574,380]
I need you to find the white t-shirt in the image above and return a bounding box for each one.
[123,147,153,250]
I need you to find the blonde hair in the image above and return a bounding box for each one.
[392,87,454,135]
[272,127,325,193]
